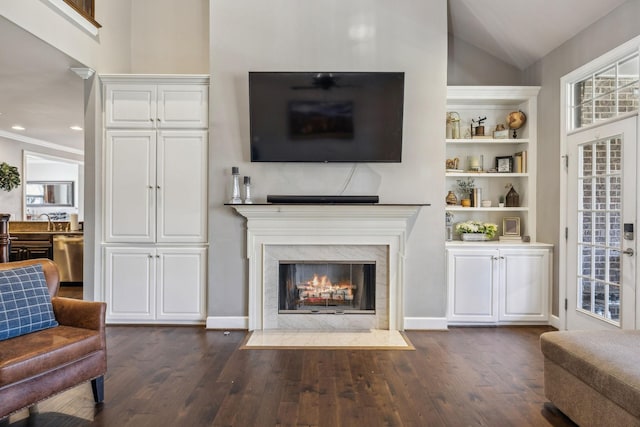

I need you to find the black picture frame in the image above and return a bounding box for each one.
[496,156,513,173]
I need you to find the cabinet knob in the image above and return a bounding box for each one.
[149,118,154,122]
[157,185,161,189]
[148,255,153,258]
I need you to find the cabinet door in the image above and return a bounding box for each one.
[157,85,208,129]
[156,247,206,321]
[104,84,157,128]
[447,249,499,323]
[104,247,155,322]
[499,249,550,322]
[156,131,208,243]
[105,131,157,243]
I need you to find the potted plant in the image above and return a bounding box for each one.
[456,220,498,241]
[0,162,20,192]
[498,195,505,208]
[456,178,474,207]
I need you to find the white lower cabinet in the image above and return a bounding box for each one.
[447,244,552,325]
[104,246,206,324]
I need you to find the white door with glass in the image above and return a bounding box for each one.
[566,117,637,330]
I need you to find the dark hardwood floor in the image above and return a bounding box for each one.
[1,326,576,427]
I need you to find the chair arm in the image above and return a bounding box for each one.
[52,297,106,331]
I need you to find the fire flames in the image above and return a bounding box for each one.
[297,273,354,304]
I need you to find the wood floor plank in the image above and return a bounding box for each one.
[1,325,578,427]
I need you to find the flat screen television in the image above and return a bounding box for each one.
[249,72,404,162]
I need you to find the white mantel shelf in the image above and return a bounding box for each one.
[230,203,426,331]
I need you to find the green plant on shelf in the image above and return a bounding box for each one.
[455,220,498,238]
[456,178,474,199]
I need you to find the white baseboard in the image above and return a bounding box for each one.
[206,316,248,330]
[403,317,448,330]
[548,314,562,330]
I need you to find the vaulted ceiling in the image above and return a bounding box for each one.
[0,1,632,153]
[448,0,629,70]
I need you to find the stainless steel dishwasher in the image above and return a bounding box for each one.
[53,235,83,283]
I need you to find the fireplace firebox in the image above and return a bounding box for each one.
[279,262,375,314]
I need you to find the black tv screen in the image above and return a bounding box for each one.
[249,72,404,162]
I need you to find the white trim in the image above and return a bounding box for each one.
[560,36,640,332]
[100,74,210,85]
[404,317,448,330]
[548,314,562,331]
[206,316,248,330]
[0,130,84,156]
[42,0,99,37]
[562,35,640,86]
[71,67,95,80]
[231,205,421,331]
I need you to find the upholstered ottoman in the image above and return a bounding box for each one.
[540,330,640,427]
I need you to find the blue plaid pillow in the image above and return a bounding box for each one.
[0,264,58,341]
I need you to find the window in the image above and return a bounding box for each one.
[569,54,639,130]
[62,0,101,29]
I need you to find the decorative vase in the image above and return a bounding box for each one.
[461,233,490,241]
[446,191,458,205]
[461,198,471,207]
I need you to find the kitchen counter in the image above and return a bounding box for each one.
[9,221,83,235]
[9,222,84,282]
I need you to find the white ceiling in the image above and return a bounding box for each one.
[448,0,629,70]
[0,1,631,153]
[0,16,85,154]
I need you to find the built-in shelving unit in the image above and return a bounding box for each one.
[446,86,540,241]
[445,86,553,327]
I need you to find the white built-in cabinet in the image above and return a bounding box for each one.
[105,130,207,243]
[101,75,209,324]
[104,247,206,323]
[104,83,208,129]
[447,245,552,324]
[445,86,553,325]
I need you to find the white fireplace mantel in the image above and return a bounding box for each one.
[231,204,423,331]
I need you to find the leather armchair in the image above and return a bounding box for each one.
[0,259,106,419]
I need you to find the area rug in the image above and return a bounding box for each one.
[240,329,414,350]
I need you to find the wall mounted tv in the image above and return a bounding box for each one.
[249,72,405,162]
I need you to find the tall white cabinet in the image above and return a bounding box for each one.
[445,86,553,325]
[101,75,208,324]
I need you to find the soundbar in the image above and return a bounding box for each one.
[267,195,379,204]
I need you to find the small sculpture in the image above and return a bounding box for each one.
[471,116,487,137]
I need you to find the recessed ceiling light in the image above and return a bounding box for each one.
[70,125,83,131]
[11,125,25,131]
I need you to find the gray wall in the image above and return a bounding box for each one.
[448,34,522,85]
[522,0,640,316]
[209,0,448,322]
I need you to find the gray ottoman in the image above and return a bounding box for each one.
[540,330,640,427]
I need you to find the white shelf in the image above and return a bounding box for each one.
[446,172,529,178]
[446,138,529,144]
[446,206,529,212]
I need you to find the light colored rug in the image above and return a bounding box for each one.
[241,329,414,350]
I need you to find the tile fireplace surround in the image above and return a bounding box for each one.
[231,204,421,331]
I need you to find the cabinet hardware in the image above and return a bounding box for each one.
[622,248,634,256]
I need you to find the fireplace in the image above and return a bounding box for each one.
[279,261,376,314]
[264,245,387,330]
[230,204,421,331]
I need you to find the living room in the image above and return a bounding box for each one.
[1,0,639,425]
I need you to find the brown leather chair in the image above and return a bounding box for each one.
[0,259,106,419]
